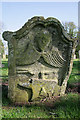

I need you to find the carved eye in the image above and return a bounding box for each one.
[29,79,33,83]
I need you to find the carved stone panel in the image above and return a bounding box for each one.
[2,17,76,103]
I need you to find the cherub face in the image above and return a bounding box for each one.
[34,29,52,52]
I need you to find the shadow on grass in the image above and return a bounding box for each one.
[2,85,12,106]
[66,60,80,94]
[53,93,80,118]
[72,60,80,73]
[2,61,8,68]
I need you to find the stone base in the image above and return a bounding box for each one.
[8,76,66,103]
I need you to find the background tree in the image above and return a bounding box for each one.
[62,22,80,58]
[0,39,4,58]
[0,22,7,59]
[75,31,80,58]
[62,22,77,38]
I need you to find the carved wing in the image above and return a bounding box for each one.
[42,48,66,68]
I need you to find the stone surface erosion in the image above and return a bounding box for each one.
[2,17,76,103]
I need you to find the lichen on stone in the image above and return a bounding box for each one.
[2,16,76,103]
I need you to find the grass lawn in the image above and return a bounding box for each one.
[2,92,80,118]
[0,59,8,83]
[66,59,80,92]
[1,59,80,119]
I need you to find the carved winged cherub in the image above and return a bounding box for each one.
[33,29,66,68]
[3,29,66,68]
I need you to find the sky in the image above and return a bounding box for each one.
[2,2,78,31]
[0,1,79,54]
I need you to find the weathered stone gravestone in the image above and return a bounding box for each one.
[3,17,76,103]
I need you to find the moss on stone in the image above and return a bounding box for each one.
[2,16,75,103]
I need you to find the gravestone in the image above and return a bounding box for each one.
[2,17,76,103]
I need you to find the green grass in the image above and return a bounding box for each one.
[71,60,80,74]
[1,59,80,119]
[2,85,11,106]
[67,60,80,89]
[53,93,80,118]
[0,59,8,83]
[2,93,80,118]
[2,105,52,118]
